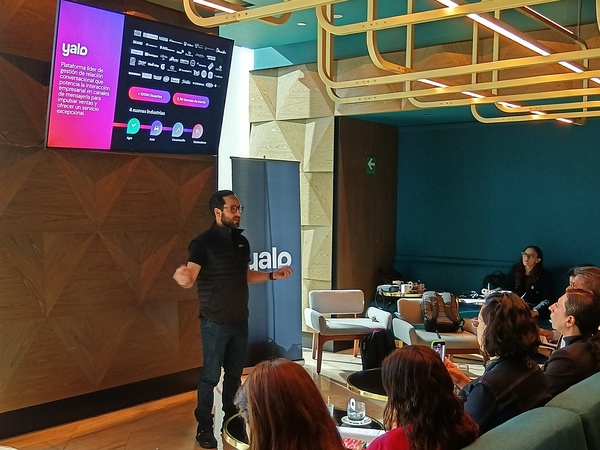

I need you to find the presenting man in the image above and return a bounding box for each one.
[173,189,293,448]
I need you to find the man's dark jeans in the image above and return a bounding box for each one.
[195,319,248,431]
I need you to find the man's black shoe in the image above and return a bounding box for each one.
[196,429,218,449]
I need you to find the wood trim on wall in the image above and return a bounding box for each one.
[334,117,398,303]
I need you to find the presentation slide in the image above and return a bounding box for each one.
[46,0,233,155]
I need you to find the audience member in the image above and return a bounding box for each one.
[540,264,599,344]
[369,346,478,450]
[233,358,344,450]
[568,265,600,298]
[566,264,595,287]
[502,245,552,319]
[446,291,551,434]
[543,289,600,396]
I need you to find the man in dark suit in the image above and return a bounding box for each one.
[543,289,600,396]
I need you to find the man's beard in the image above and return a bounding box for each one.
[221,215,240,229]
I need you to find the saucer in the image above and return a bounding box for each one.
[341,415,372,426]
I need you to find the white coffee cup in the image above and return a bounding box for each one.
[401,282,413,294]
[347,398,366,422]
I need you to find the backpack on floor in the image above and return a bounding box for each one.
[421,291,464,333]
[360,328,396,370]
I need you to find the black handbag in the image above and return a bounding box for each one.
[482,270,506,290]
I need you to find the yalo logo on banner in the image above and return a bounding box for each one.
[249,246,292,270]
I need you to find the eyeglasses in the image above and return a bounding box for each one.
[222,204,244,214]
[521,252,537,259]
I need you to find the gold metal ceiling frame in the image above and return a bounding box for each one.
[182,0,347,28]
[182,0,600,124]
[315,0,600,124]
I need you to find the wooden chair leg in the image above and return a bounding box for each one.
[311,332,317,359]
[353,339,359,357]
[316,335,325,374]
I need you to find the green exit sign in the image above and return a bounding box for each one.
[366,156,376,175]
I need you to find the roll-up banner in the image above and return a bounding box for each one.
[231,157,303,366]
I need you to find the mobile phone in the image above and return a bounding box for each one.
[431,339,446,360]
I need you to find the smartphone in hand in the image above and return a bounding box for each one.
[431,339,446,360]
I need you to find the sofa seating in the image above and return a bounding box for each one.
[462,407,587,450]
[545,371,600,450]
[461,371,600,450]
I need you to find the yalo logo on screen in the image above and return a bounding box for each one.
[62,42,88,57]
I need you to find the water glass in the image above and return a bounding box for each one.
[347,398,366,421]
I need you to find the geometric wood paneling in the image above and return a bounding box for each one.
[250,64,398,329]
[0,146,216,413]
[276,65,334,121]
[249,68,278,122]
[302,117,334,173]
[249,64,335,334]
[300,171,333,227]
[301,225,332,282]
[0,0,218,424]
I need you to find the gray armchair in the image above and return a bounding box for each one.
[392,298,480,356]
[304,289,393,373]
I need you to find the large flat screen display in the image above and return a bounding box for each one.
[46,0,234,155]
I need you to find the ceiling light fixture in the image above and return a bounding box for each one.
[418,78,448,88]
[434,0,591,124]
[193,0,236,14]
[461,91,485,99]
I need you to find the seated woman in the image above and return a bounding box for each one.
[446,291,552,434]
[368,346,478,450]
[233,358,344,450]
[544,288,600,396]
[502,245,552,319]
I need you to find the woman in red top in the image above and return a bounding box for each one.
[369,346,478,450]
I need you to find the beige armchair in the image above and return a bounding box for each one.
[392,298,480,356]
[304,289,393,373]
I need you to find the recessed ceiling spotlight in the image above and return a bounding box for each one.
[297,21,307,26]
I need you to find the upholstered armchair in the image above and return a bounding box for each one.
[392,298,480,357]
[304,289,393,373]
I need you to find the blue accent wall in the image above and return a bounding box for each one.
[394,119,600,301]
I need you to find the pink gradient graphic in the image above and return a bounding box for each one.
[128,87,171,104]
[46,2,123,150]
[172,93,210,108]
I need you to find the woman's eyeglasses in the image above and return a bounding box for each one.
[521,252,537,259]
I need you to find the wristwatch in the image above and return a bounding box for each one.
[269,272,276,280]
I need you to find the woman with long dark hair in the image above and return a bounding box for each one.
[233,358,344,450]
[368,346,478,450]
[446,291,552,434]
[503,245,552,319]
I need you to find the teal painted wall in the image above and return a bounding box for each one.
[394,119,600,301]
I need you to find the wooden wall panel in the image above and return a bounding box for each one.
[0,146,215,414]
[0,0,217,418]
[249,65,335,331]
[334,118,398,298]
